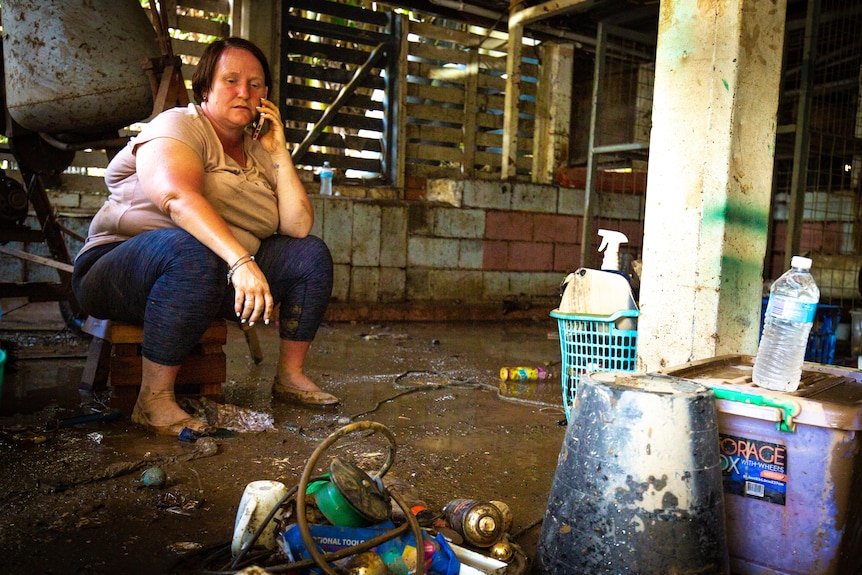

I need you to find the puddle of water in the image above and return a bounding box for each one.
[0,359,91,426]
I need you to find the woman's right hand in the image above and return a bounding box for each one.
[136,138,274,325]
[230,259,273,325]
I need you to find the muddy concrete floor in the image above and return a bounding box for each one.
[0,300,567,575]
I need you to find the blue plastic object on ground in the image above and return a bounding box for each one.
[283,521,460,575]
[805,304,840,364]
[759,299,839,365]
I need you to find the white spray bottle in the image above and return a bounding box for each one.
[598,229,628,273]
[597,229,638,329]
[557,229,637,330]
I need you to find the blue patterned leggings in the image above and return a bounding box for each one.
[72,228,333,366]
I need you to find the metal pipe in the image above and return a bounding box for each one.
[39,132,131,152]
[292,42,390,164]
[428,0,594,46]
[532,23,593,47]
[510,0,595,29]
[428,0,501,20]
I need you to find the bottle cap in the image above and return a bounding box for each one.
[790,255,812,270]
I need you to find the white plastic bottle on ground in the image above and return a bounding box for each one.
[752,255,820,392]
[319,161,333,195]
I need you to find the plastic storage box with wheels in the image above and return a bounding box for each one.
[663,355,862,575]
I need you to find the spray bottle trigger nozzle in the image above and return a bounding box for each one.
[597,229,629,271]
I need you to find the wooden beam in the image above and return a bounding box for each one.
[0,245,74,273]
[532,42,574,184]
[463,49,479,176]
[501,18,523,180]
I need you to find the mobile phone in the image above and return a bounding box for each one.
[252,113,265,140]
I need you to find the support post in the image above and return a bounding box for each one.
[637,0,787,371]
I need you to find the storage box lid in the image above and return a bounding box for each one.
[662,354,862,432]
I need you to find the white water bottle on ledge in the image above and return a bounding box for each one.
[319,161,333,195]
[752,256,820,392]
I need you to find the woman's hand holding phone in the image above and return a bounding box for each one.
[252,111,265,140]
[252,97,288,158]
[253,93,270,140]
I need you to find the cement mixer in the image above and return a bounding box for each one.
[0,0,189,329]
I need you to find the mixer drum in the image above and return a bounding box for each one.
[2,0,162,135]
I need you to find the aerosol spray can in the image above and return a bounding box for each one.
[443,498,504,548]
[499,366,549,380]
[489,500,513,533]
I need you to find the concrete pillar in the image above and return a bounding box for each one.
[637,0,786,371]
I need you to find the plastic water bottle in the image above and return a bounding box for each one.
[319,161,333,195]
[752,255,820,392]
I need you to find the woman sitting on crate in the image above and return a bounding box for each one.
[72,37,337,437]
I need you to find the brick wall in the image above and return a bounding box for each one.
[309,179,589,318]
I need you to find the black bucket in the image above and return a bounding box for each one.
[536,371,729,575]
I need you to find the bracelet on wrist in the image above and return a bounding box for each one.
[229,253,251,268]
[227,254,254,285]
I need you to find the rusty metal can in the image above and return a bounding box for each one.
[443,498,504,548]
[490,500,513,533]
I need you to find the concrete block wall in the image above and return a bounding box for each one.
[4,179,596,319]
[309,179,585,314]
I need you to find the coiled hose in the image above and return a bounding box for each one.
[194,421,423,575]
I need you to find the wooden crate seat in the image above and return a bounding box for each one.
[80,318,227,414]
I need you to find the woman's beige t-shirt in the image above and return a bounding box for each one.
[79,103,278,257]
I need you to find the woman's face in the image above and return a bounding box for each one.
[202,47,267,131]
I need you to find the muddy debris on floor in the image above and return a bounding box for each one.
[0,302,566,574]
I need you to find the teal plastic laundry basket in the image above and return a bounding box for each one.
[551,309,639,422]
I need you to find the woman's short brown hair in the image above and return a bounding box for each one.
[191,37,272,104]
